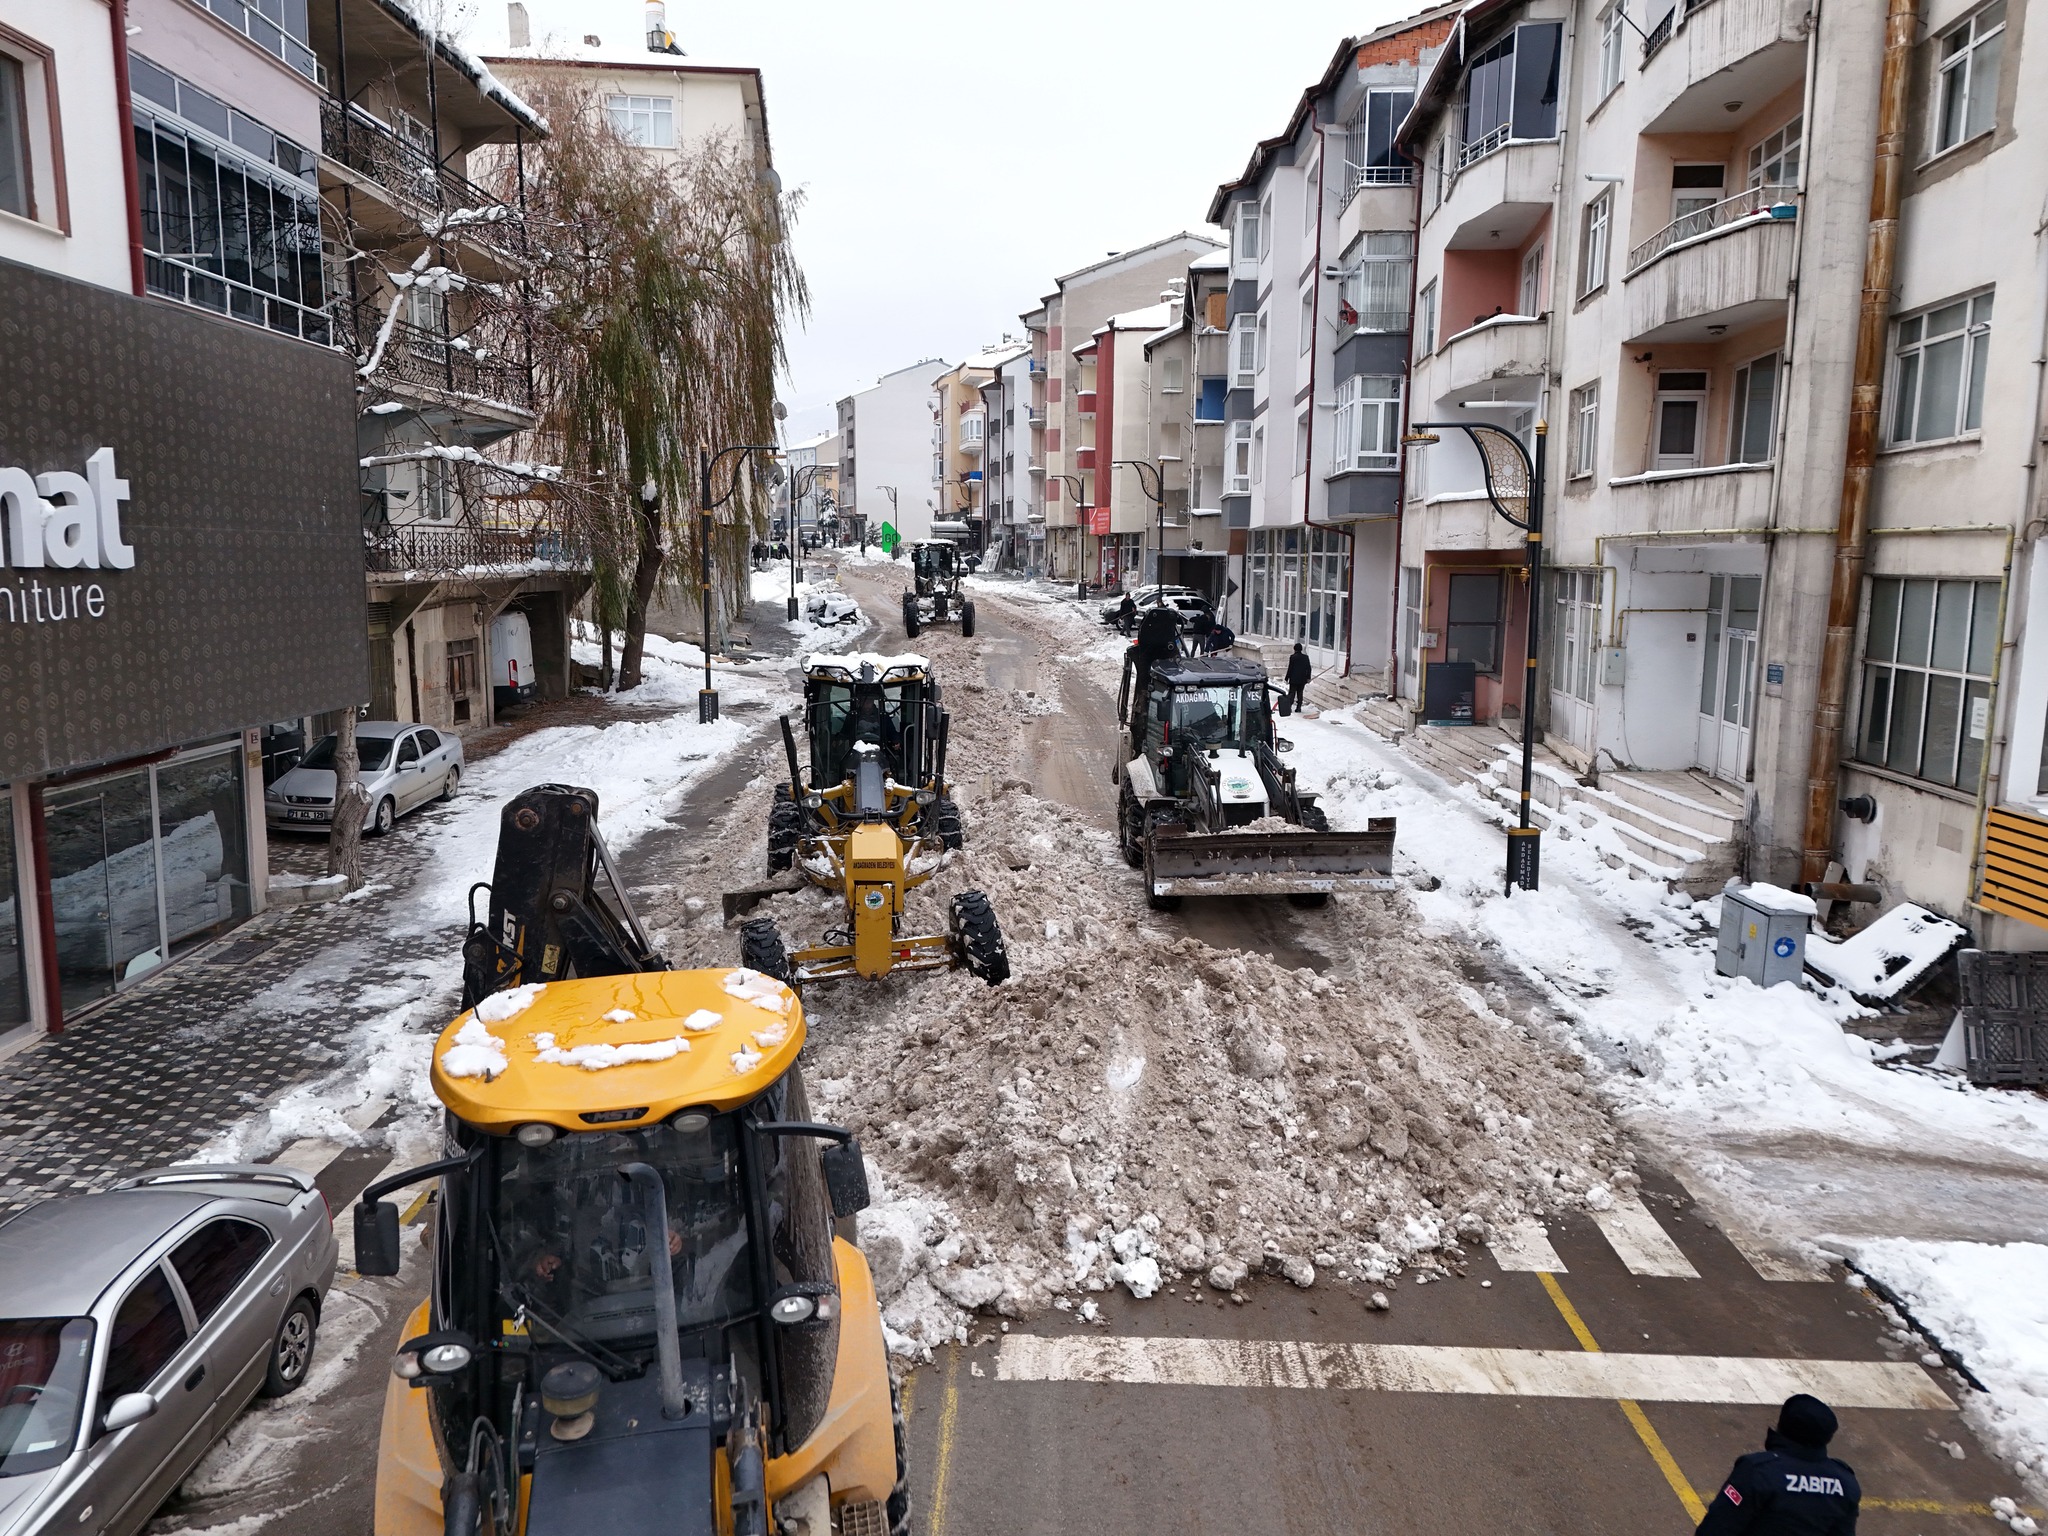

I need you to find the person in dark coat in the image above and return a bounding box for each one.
[1284,642,1313,711]
[1115,592,1137,633]
[1697,1394,1860,1534]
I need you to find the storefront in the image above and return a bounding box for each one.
[1241,526,1351,662]
[1,256,366,1037]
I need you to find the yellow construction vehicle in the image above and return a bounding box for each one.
[355,787,905,1536]
[726,654,1009,987]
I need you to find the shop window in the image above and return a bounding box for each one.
[1856,576,1999,789]
[154,748,252,959]
[1889,292,1992,446]
[1446,572,1504,675]
[1933,2,2003,156]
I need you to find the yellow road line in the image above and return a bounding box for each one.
[1867,1496,2042,1517]
[926,1351,961,1536]
[399,1188,432,1225]
[1540,1271,1707,1524]
[900,1372,916,1420]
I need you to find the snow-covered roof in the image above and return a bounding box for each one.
[1103,301,1178,333]
[965,341,1031,369]
[1189,250,1232,272]
[482,39,766,77]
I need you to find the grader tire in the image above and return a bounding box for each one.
[766,798,802,876]
[949,890,1009,985]
[739,918,791,983]
[901,593,920,640]
[930,796,965,851]
[960,600,977,638]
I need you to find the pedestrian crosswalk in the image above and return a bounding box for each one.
[1488,1190,1824,1283]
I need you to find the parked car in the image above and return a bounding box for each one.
[488,611,536,715]
[805,586,861,626]
[1099,585,1215,632]
[264,721,464,837]
[0,1165,337,1536]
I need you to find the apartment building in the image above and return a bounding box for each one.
[1206,9,1459,674]
[0,0,365,1033]
[1394,0,2048,937]
[1074,294,1187,588]
[1023,233,1223,584]
[777,431,838,545]
[839,360,952,546]
[979,348,1037,573]
[929,348,1019,548]
[1134,250,1234,598]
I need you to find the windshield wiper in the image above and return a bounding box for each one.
[499,1283,641,1381]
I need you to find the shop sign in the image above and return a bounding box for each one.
[0,449,135,625]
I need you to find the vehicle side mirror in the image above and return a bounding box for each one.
[101,1393,156,1434]
[820,1139,870,1218]
[1277,738,1294,753]
[354,1199,402,1277]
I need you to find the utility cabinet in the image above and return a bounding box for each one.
[1715,884,1815,987]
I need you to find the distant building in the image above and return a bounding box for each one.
[841,360,952,545]
[980,347,1038,574]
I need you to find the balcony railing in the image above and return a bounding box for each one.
[1626,183,1795,274]
[1456,124,1510,170]
[1342,157,1415,206]
[320,97,529,262]
[336,300,535,415]
[1642,0,1722,61]
[1342,309,1412,336]
[182,0,322,84]
[365,521,577,575]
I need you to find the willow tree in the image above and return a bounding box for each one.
[519,82,806,689]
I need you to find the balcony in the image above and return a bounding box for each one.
[336,300,535,417]
[1639,0,1805,114]
[1628,185,1794,275]
[183,0,323,82]
[320,98,529,264]
[1604,462,1774,534]
[1432,138,1557,254]
[364,519,579,576]
[1624,202,1794,343]
[1075,447,1097,471]
[1076,390,1098,416]
[959,413,985,454]
[1422,314,1546,403]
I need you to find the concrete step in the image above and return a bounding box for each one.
[1604,772,1746,841]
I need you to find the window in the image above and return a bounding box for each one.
[1340,232,1413,332]
[1653,371,1708,469]
[396,733,420,767]
[1300,287,1314,353]
[1856,576,1999,789]
[1446,572,1505,675]
[1256,313,1269,373]
[1519,242,1545,315]
[1346,88,1415,194]
[1597,4,1626,98]
[1890,292,1992,445]
[1580,190,1612,295]
[1252,425,1266,486]
[1161,356,1184,393]
[405,280,447,340]
[170,1220,272,1325]
[103,1268,189,1400]
[1569,382,1600,478]
[0,54,27,219]
[1552,569,1602,705]
[1244,527,1349,647]
[1418,280,1438,356]
[1295,411,1310,474]
[1234,200,1262,274]
[447,639,479,698]
[1226,421,1254,494]
[1934,2,2003,155]
[1730,353,1780,463]
[1671,164,1726,223]
[607,93,675,149]
[131,59,327,342]
[1230,314,1257,388]
[1400,566,1422,684]
[1747,117,1802,189]
[395,107,432,157]
[1303,153,1319,233]
[1332,374,1402,472]
[1259,195,1272,255]
[417,728,441,751]
[1461,22,1564,162]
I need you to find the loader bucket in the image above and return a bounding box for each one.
[1145,818,1398,898]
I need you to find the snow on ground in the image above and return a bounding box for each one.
[1852,1240,2048,1509]
[644,571,1625,1358]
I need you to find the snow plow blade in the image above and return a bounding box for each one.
[1146,818,1398,898]
[722,876,805,922]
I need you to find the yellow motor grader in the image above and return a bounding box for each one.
[356,786,905,1536]
[725,653,1009,986]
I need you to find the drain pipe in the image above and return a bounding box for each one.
[1800,0,1918,884]
[1304,122,1356,679]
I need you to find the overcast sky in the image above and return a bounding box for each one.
[462,0,1420,440]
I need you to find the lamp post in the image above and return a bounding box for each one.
[697,441,778,724]
[785,464,818,621]
[1114,459,1170,586]
[1402,416,1548,893]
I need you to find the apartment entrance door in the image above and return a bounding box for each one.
[1695,575,1760,782]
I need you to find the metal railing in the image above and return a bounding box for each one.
[1641,7,1676,58]
[364,521,577,575]
[1626,183,1795,274]
[320,98,530,263]
[1457,124,1510,170]
[1343,309,1412,335]
[335,300,535,414]
[1343,156,1415,205]
[182,0,322,84]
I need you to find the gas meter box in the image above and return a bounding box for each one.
[1715,883,1817,987]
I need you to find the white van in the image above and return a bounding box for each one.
[490,610,537,712]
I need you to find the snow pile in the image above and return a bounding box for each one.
[532,1032,690,1070]
[1853,1239,2048,1498]
[439,1019,507,1080]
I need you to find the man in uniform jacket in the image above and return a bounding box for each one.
[1697,1394,1859,1533]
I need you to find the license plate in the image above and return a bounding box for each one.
[290,810,323,821]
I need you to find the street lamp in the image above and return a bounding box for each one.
[1402,416,1548,894]
[697,441,778,724]
[1114,459,1168,587]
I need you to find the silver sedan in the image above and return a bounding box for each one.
[0,1166,336,1536]
[264,720,464,837]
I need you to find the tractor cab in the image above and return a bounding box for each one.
[800,654,941,808]
[1135,655,1272,798]
[354,971,901,1536]
[908,540,957,598]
